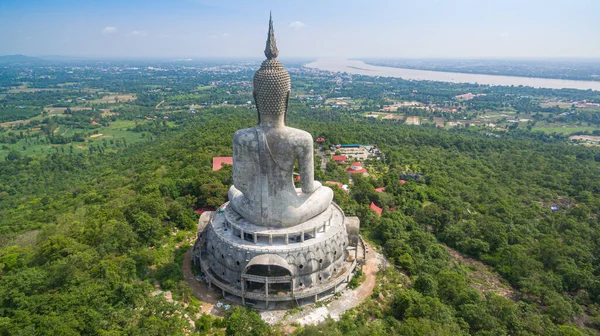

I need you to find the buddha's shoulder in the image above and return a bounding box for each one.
[285,127,313,143]
[233,127,258,142]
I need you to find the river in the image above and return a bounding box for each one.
[305,59,600,91]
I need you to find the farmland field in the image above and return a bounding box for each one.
[43,107,92,113]
[534,125,600,134]
[7,87,64,93]
[88,94,137,104]
[0,119,153,159]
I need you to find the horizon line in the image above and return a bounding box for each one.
[3,54,600,62]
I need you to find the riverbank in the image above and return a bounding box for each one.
[305,59,600,91]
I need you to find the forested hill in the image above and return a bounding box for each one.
[2,107,600,334]
[0,54,46,64]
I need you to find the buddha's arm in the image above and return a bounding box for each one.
[298,136,316,193]
[231,130,249,196]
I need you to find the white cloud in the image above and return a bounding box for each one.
[289,21,306,31]
[129,30,148,37]
[101,26,118,34]
[210,33,231,39]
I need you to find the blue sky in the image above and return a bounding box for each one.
[0,0,598,59]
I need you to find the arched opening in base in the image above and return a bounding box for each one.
[245,264,291,277]
[243,254,294,294]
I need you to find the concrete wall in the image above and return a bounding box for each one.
[205,224,349,290]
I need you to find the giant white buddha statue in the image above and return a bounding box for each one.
[228,14,333,227]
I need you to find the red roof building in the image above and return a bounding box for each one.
[370,202,382,216]
[325,181,344,188]
[316,137,325,143]
[212,156,233,171]
[332,155,347,163]
[346,161,367,174]
[399,180,406,184]
[194,207,216,214]
[375,187,386,193]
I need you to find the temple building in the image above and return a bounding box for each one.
[212,156,233,171]
[192,14,362,309]
[346,161,367,174]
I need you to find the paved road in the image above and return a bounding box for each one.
[316,148,328,172]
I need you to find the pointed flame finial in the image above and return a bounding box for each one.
[264,11,279,60]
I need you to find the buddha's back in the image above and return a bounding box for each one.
[232,126,298,209]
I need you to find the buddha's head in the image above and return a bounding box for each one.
[253,13,290,122]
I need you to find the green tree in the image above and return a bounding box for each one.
[224,307,269,336]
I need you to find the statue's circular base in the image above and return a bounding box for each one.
[192,202,361,310]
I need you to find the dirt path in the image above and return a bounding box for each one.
[355,243,379,299]
[182,249,219,314]
[155,100,165,110]
[261,241,388,326]
[301,242,382,322]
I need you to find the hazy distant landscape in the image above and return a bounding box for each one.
[2,56,600,163]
